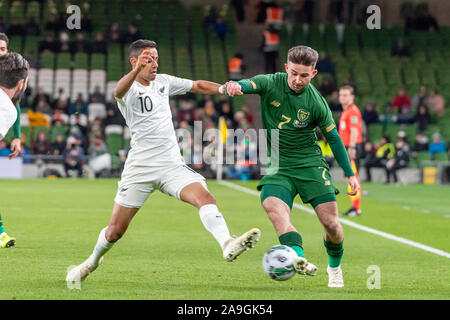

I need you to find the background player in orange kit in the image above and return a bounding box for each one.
[338,85,363,216]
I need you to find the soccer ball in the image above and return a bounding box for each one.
[262,245,297,281]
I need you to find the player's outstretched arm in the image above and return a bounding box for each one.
[189,80,228,95]
[114,49,153,99]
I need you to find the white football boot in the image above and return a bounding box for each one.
[66,257,103,283]
[293,256,318,276]
[327,265,344,287]
[222,228,261,262]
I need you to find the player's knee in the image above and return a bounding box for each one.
[324,219,340,233]
[199,192,216,207]
[106,225,125,242]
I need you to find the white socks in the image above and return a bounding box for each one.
[199,204,232,248]
[88,227,114,266]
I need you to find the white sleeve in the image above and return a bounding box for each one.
[114,84,138,108]
[161,74,193,96]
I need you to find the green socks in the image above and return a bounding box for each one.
[279,231,304,258]
[324,239,344,268]
[0,212,5,234]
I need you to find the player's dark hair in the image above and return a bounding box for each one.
[0,32,8,45]
[340,85,355,95]
[0,52,29,89]
[287,45,319,68]
[128,39,157,59]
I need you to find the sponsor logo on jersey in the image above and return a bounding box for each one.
[159,86,165,95]
[293,120,308,128]
[138,91,145,95]
[270,101,280,108]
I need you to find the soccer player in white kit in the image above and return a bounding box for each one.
[66,40,261,283]
[0,52,29,248]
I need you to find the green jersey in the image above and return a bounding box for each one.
[248,72,336,169]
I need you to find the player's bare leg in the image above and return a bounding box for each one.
[180,182,260,262]
[315,201,344,287]
[262,196,317,276]
[66,204,139,282]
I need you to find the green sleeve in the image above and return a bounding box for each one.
[227,74,270,95]
[13,104,21,139]
[324,128,355,177]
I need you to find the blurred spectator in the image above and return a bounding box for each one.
[0,17,10,33]
[39,33,58,53]
[385,137,410,183]
[391,39,411,58]
[178,99,195,126]
[414,104,431,133]
[414,6,439,32]
[362,102,379,126]
[108,23,122,43]
[25,16,40,36]
[89,86,106,104]
[411,85,429,110]
[105,95,126,127]
[343,76,357,95]
[316,52,335,76]
[45,14,61,31]
[228,53,246,81]
[319,77,336,97]
[213,17,229,40]
[261,25,280,74]
[32,87,53,114]
[412,133,429,159]
[53,88,70,113]
[231,0,246,22]
[58,32,71,53]
[379,102,398,127]
[8,19,24,36]
[328,91,342,112]
[429,133,446,158]
[125,23,142,43]
[32,131,51,155]
[0,139,9,157]
[50,133,66,156]
[69,93,89,115]
[204,100,219,124]
[71,32,89,54]
[88,137,110,177]
[91,32,107,54]
[80,13,93,33]
[265,2,283,31]
[256,0,275,24]
[428,89,445,116]
[241,105,254,125]
[220,102,235,127]
[52,109,69,126]
[63,136,84,177]
[364,136,395,182]
[392,88,411,110]
[397,107,413,125]
[68,114,88,140]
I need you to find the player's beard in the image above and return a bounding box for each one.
[11,85,26,105]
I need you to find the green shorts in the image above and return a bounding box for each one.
[257,166,339,207]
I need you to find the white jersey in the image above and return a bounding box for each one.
[0,88,17,140]
[115,74,193,167]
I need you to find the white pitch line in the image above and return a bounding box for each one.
[218,180,450,259]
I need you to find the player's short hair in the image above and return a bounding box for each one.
[0,52,29,89]
[0,32,9,45]
[128,39,157,59]
[340,85,355,95]
[287,45,319,68]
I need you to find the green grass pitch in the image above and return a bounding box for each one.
[0,179,448,300]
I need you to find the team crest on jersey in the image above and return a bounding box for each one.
[295,109,310,127]
[158,85,165,96]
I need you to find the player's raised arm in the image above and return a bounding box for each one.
[225,75,270,97]
[114,49,153,99]
[189,80,225,95]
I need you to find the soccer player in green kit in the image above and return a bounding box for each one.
[224,46,360,287]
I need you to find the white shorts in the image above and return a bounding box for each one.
[114,164,206,208]
[0,103,17,140]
